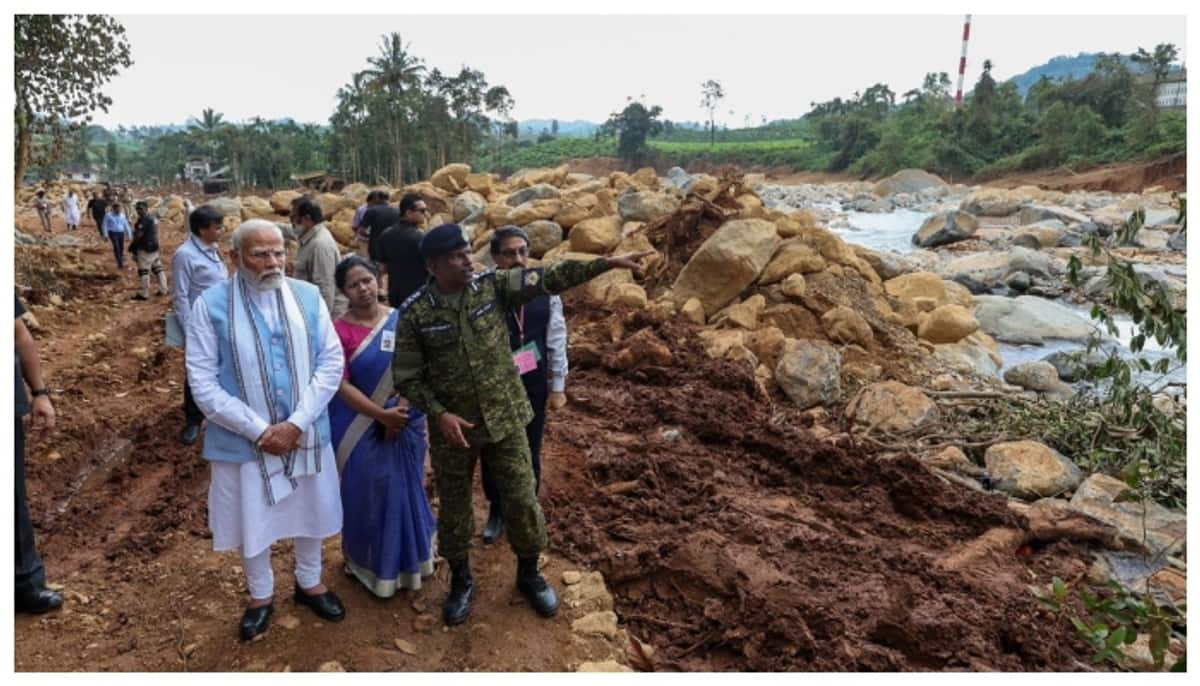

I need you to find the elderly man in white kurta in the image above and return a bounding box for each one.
[185,219,347,641]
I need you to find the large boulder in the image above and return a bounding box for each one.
[569,216,622,254]
[452,191,488,224]
[269,190,303,214]
[758,241,826,284]
[661,166,698,193]
[873,169,947,197]
[524,220,564,258]
[1019,204,1089,226]
[940,247,1059,288]
[846,381,938,433]
[1068,474,1187,556]
[774,339,841,410]
[316,192,354,222]
[934,341,1002,378]
[1003,360,1068,393]
[821,306,873,346]
[913,211,979,248]
[973,295,1100,344]
[617,190,680,223]
[960,188,1022,217]
[507,199,563,226]
[883,271,947,304]
[671,218,781,315]
[985,441,1083,500]
[431,163,471,193]
[917,304,979,344]
[240,196,276,220]
[205,196,243,218]
[464,172,494,195]
[853,246,914,281]
[506,183,561,207]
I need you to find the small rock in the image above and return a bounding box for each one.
[412,614,438,633]
[571,610,619,638]
[317,661,345,672]
[394,639,417,655]
[985,440,1083,500]
[183,643,197,657]
[576,659,633,673]
[276,614,301,630]
[562,570,583,586]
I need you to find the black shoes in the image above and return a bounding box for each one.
[131,293,149,301]
[180,423,201,446]
[239,603,273,641]
[16,587,64,614]
[293,583,345,622]
[442,558,476,626]
[516,556,559,618]
[482,506,504,544]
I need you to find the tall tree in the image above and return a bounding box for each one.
[699,79,725,146]
[599,98,664,167]
[14,14,133,186]
[362,33,426,184]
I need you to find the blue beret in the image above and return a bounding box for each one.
[419,223,469,260]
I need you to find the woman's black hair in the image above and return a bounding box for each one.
[335,254,380,291]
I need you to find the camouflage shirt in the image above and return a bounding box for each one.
[392,258,612,443]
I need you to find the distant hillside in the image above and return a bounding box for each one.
[517,119,600,138]
[1004,52,1177,97]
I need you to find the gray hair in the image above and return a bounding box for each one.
[231,219,284,252]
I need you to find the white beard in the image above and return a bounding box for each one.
[239,266,284,291]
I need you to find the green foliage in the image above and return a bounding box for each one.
[14,14,133,184]
[598,99,664,167]
[1032,577,1185,670]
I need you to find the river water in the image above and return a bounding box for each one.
[824,208,1186,391]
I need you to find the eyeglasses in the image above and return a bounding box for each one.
[246,249,286,261]
[499,246,530,258]
[413,207,430,214]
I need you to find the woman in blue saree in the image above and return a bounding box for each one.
[329,256,436,597]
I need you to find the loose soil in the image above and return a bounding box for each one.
[15,198,1104,672]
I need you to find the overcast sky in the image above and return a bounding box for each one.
[91,13,1186,130]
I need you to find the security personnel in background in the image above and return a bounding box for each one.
[392,223,649,626]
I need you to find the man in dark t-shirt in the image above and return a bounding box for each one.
[373,192,429,306]
[14,296,64,614]
[130,201,168,300]
[358,189,400,259]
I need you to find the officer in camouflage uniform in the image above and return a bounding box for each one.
[392,223,650,625]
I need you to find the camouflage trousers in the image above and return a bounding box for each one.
[429,424,547,562]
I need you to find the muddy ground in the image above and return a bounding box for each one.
[14,200,1104,672]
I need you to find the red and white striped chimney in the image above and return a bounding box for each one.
[955,15,972,108]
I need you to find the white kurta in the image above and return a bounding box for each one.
[187,280,345,558]
[63,195,81,225]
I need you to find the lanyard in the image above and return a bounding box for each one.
[191,236,222,264]
[514,306,525,346]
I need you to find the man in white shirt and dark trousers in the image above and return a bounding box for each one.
[185,219,346,641]
[172,206,231,445]
[481,226,569,544]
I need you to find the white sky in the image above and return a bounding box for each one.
[31,10,1196,130]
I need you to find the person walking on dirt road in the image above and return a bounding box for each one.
[130,201,168,301]
[14,295,65,614]
[63,190,81,232]
[478,226,570,546]
[34,190,52,233]
[172,205,230,446]
[87,192,108,237]
[102,202,133,270]
[391,222,651,626]
[185,219,347,642]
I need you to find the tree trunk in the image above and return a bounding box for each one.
[14,103,31,189]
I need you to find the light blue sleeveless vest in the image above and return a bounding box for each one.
[199,277,331,463]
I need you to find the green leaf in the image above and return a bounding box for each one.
[1170,654,1186,672]
[1052,577,1066,601]
[1106,626,1127,649]
[1149,622,1169,666]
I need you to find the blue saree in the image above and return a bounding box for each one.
[330,308,436,597]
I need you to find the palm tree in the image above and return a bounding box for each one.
[361,33,426,184]
[190,107,226,162]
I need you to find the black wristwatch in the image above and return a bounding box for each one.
[30,387,50,397]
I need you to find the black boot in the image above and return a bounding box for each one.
[516,556,559,618]
[442,558,475,626]
[481,505,504,544]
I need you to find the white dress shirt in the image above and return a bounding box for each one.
[546,295,569,393]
